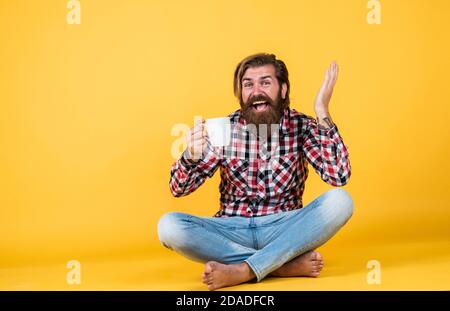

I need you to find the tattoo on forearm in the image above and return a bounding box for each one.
[323,117,333,128]
[318,117,334,129]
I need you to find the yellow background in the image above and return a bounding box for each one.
[0,0,449,290]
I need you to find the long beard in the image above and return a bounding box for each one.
[240,90,285,138]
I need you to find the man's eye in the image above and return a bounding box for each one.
[244,83,252,88]
[262,81,271,86]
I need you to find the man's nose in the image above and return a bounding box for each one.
[252,84,264,96]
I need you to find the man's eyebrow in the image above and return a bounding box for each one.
[242,75,273,82]
[259,75,273,80]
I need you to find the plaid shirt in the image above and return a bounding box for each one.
[169,107,351,218]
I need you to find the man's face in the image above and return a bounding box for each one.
[240,64,286,133]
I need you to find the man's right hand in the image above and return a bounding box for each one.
[186,119,209,162]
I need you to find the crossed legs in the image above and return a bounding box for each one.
[158,188,353,290]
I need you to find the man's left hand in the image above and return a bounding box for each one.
[314,61,339,117]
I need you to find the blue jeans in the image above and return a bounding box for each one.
[157,188,354,282]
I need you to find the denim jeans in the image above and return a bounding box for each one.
[157,188,354,282]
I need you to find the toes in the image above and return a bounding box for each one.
[311,261,323,268]
[310,266,321,276]
[311,271,320,277]
[205,263,213,274]
[202,274,211,281]
[310,263,323,276]
[310,252,324,267]
[203,277,213,285]
[312,251,323,261]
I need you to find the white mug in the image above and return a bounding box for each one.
[205,117,231,147]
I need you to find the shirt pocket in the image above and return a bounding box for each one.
[221,158,249,195]
[270,153,298,195]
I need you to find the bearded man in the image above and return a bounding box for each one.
[159,53,353,291]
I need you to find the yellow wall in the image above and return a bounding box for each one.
[1,0,449,267]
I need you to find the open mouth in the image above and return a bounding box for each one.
[251,100,270,112]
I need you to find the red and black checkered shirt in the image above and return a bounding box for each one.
[169,107,351,218]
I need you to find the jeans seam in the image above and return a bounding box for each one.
[257,216,294,228]
[189,216,238,231]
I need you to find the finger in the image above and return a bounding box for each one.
[192,139,203,149]
[193,128,204,138]
[334,63,339,82]
[328,63,338,86]
[330,65,338,86]
[202,123,208,138]
[333,61,338,73]
[187,131,196,144]
[193,138,206,152]
[194,118,205,126]
[189,136,198,148]
[330,61,336,72]
[328,72,336,87]
[325,67,334,88]
[324,67,330,83]
[192,126,202,135]
[193,123,205,135]
[193,128,206,141]
[193,118,205,128]
[329,63,334,76]
[203,132,210,145]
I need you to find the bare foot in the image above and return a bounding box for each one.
[201,261,256,291]
[270,250,324,278]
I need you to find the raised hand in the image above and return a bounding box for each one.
[314,61,339,128]
[314,61,339,116]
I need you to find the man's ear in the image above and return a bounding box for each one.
[281,83,287,99]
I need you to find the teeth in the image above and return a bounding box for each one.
[253,101,267,105]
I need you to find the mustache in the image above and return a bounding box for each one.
[244,94,275,109]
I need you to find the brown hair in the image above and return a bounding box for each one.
[233,53,290,107]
